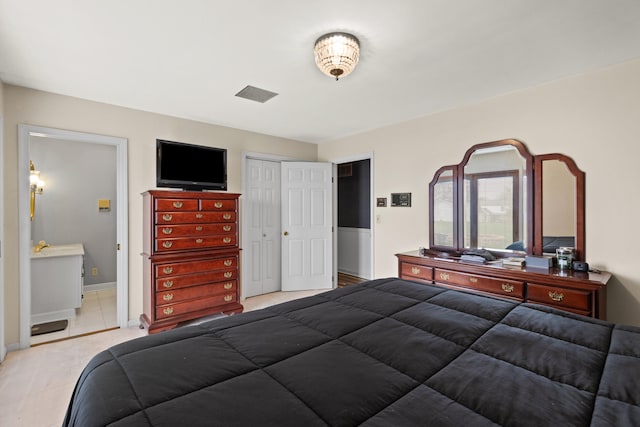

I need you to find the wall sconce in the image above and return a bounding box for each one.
[30,160,45,221]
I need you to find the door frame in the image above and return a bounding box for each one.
[17,125,129,348]
[241,151,299,300]
[328,152,375,282]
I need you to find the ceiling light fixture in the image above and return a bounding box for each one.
[314,32,360,81]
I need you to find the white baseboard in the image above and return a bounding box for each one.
[6,342,21,353]
[127,318,141,328]
[84,282,116,292]
[31,309,76,326]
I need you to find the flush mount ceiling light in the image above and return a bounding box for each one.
[314,32,360,81]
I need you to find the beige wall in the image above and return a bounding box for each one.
[319,58,640,327]
[2,85,317,345]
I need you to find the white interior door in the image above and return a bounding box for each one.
[281,162,333,291]
[245,159,281,297]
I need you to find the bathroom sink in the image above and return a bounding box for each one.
[31,243,85,258]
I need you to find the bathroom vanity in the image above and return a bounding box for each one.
[31,243,85,325]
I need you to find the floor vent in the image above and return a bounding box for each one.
[235,85,279,103]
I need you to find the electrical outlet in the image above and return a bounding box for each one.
[91,267,98,276]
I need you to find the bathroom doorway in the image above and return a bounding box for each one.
[18,125,128,348]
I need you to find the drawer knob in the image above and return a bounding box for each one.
[163,281,174,288]
[223,225,232,232]
[501,283,515,293]
[439,272,450,281]
[163,307,174,315]
[196,213,203,219]
[163,267,173,274]
[224,271,233,278]
[548,291,564,302]
[223,213,232,220]
[195,226,203,231]
[411,267,421,275]
[469,277,478,283]
[223,237,232,244]
[163,214,173,221]
[224,259,233,267]
[214,202,223,208]
[224,282,233,290]
[224,294,233,302]
[173,201,183,208]
[196,238,203,244]
[162,241,173,249]
[163,293,174,301]
[162,227,173,235]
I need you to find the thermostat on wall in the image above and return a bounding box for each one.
[391,193,411,207]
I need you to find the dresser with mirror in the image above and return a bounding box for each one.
[397,139,610,319]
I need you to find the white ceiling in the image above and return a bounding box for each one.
[1,0,640,143]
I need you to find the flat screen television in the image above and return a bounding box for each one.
[156,139,227,191]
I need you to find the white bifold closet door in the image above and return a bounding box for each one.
[245,159,281,297]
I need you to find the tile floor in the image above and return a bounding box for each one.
[0,289,327,427]
[31,288,118,345]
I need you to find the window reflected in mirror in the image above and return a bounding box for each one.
[464,171,519,249]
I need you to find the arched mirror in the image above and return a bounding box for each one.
[460,140,533,254]
[428,139,585,259]
[534,154,585,260]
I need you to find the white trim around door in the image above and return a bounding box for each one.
[328,152,375,282]
[17,125,129,349]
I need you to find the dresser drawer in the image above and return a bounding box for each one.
[527,283,591,312]
[435,268,524,299]
[156,223,235,238]
[155,235,237,252]
[156,292,237,319]
[400,262,433,282]
[156,269,237,291]
[156,281,236,305]
[156,257,237,277]
[156,211,236,224]
[155,198,199,211]
[200,199,236,211]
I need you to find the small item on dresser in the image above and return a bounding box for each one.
[462,248,497,261]
[556,247,574,270]
[460,254,487,264]
[502,257,525,267]
[524,255,554,270]
[573,261,589,272]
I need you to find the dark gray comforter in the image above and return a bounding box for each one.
[63,278,640,426]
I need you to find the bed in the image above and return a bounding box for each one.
[63,278,640,426]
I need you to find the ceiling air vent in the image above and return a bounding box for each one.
[235,85,278,103]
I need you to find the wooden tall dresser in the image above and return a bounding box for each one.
[141,190,243,333]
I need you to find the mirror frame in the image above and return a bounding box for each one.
[534,153,585,261]
[457,139,534,254]
[429,139,585,259]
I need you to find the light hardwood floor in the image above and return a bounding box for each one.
[0,289,327,427]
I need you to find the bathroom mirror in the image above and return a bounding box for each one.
[534,154,585,260]
[428,139,584,259]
